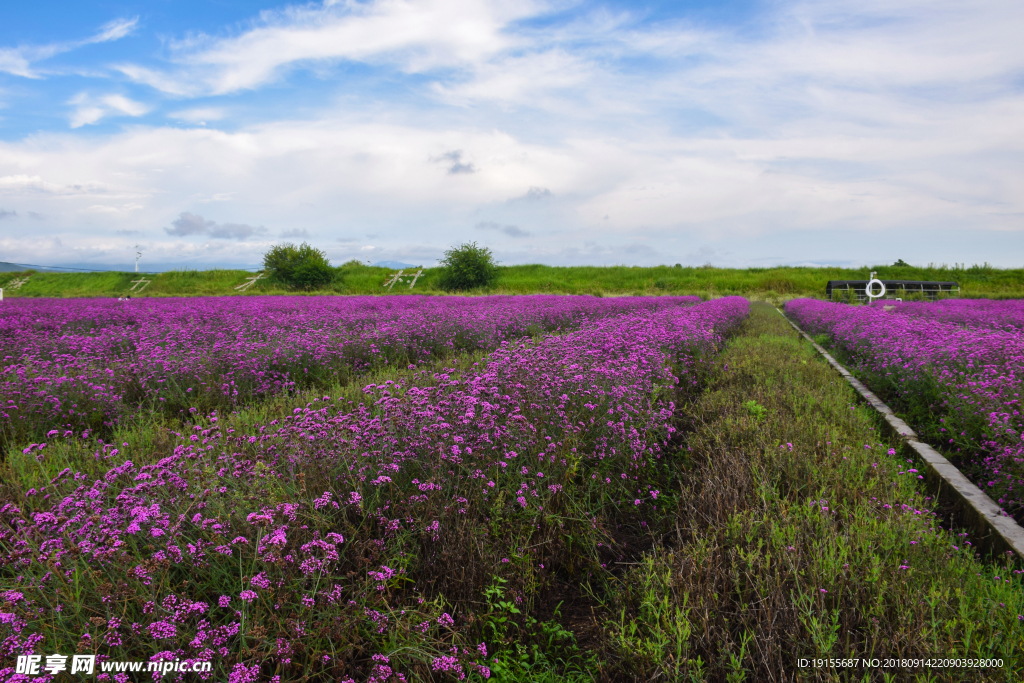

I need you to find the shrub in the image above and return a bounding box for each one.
[436,242,498,291]
[262,242,334,289]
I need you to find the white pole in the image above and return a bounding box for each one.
[865,271,886,305]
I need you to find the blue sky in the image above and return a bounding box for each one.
[0,0,1022,270]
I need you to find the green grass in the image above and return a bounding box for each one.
[492,263,1024,299]
[2,262,1022,299]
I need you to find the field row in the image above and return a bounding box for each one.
[1,297,748,681]
[1,295,699,450]
[884,298,1024,332]
[785,298,1024,523]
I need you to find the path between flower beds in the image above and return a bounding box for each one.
[601,301,1024,681]
[777,306,1024,561]
[782,297,1024,525]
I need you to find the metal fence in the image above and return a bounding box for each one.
[825,279,959,303]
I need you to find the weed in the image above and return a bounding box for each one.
[742,399,767,422]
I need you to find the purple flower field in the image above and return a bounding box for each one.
[785,298,1024,519]
[885,298,1024,333]
[1,295,699,450]
[0,296,748,681]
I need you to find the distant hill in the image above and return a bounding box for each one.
[0,262,58,272]
[0,262,156,273]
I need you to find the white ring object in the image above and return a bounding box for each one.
[865,277,886,302]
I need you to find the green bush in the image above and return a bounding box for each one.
[262,242,334,289]
[436,242,498,291]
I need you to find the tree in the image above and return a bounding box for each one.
[262,242,334,289]
[436,242,498,291]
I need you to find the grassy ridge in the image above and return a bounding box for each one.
[2,262,1022,299]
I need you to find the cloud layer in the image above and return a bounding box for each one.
[0,17,137,78]
[0,0,1022,269]
[117,0,540,96]
[165,212,266,240]
[477,221,530,238]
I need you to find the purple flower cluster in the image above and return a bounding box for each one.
[1,294,699,447]
[885,298,1024,333]
[785,298,1023,518]
[0,295,746,677]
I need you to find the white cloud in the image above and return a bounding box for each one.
[68,93,150,128]
[0,173,133,197]
[103,95,148,116]
[119,0,546,95]
[432,48,594,107]
[169,107,227,124]
[0,174,46,190]
[0,49,34,78]
[164,211,267,240]
[0,17,138,78]
[89,17,139,44]
[81,203,144,214]
[1,97,1019,266]
[477,220,531,237]
[116,64,197,97]
[68,105,106,128]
